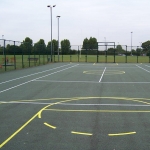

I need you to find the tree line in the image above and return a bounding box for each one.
[0,37,71,55]
[0,36,150,56]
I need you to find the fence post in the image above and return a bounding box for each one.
[4,40,6,71]
[97,43,98,63]
[126,46,127,63]
[114,44,116,63]
[105,45,107,63]
[14,41,16,69]
[78,46,79,62]
[137,46,138,63]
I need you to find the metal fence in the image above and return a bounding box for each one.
[0,39,150,72]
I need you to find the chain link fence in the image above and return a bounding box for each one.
[0,39,150,72]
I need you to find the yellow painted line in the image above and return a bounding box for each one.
[108,132,136,136]
[44,122,56,129]
[1,96,150,148]
[44,109,150,113]
[83,70,125,75]
[38,98,81,118]
[71,131,92,136]
[0,113,38,148]
[0,98,78,148]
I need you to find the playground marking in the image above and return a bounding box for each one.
[71,131,92,136]
[0,64,72,85]
[99,67,106,82]
[83,70,125,76]
[44,122,56,129]
[34,80,150,84]
[108,132,136,136]
[44,109,150,113]
[1,96,150,148]
[145,65,150,67]
[0,64,79,94]
[136,65,150,73]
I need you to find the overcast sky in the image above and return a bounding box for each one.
[0,0,150,48]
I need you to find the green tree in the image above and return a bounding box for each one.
[6,44,22,55]
[88,37,97,49]
[0,45,2,54]
[116,45,125,54]
[61,39,71,54]
[136,48,142,56]
[34,39,46,55]
[20,37,33,54]
[141,41,150,52]
[82,38,89,49]
[82,37,97,50]
[47,39,58,55]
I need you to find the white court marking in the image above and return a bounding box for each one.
[99,67,106,82]
[136,65,150,73]
[0,64,72,85]
[34,80,150,84]
[0,64,79,94]
[145,65,150,67]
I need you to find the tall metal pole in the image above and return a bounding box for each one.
[47,5,56,62]
[131,32,133,55]
[104,37,106,51]
[57,16,60,62]
[2,35,4,55]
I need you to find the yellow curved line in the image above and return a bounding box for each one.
[83,70,125,75]
[44,122,56,129]
[1,96,150,148]
[0,98,78,148]
[108,132,136,136]
[38,98,81,118]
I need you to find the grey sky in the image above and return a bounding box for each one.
[0,0,150,47]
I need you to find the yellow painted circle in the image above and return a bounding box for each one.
[83,70,125,75]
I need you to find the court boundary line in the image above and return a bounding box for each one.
[1,101,150,107]
[0,64,79,94]
[0,63,72,85]
[136,65,150,73]
[145,65,150,67]
[0,96,150,148]
[34,80,150,84]
[99,67,106,82]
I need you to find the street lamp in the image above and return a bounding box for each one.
[131,32,133,55]
[57,16,60,62]
[47,5,56,62]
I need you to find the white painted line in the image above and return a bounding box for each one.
[34,80,150,84]
[101,82,150,84]
[34,80,98,83]
[145,65,150,67]
[0,64,79,94]
[1,101,150,107]
[0,64,72,85]
[136,65,150,73]
[99,67,106,82]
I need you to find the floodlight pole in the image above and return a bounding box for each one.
[47,5,56,62]
[57,16,60,62]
